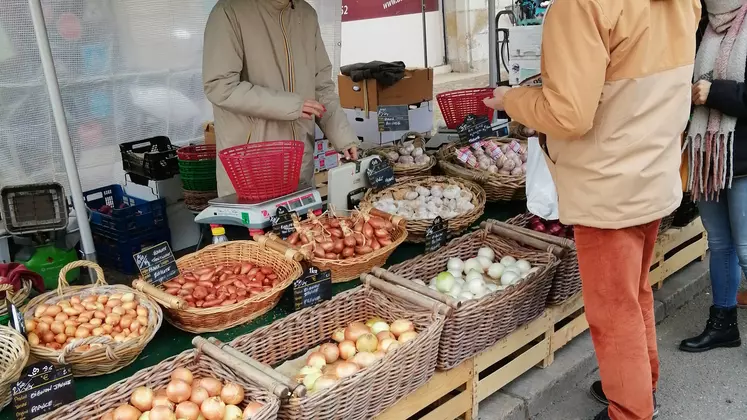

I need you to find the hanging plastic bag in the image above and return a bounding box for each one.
[526,136,559,220]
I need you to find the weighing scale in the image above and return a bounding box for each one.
[326,156,378,211]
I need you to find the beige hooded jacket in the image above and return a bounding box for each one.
[203,0,359,197]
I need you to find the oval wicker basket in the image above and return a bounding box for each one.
[0,324,29,410]
[0,280,31,319]
[365,132,436,177]
[38,348,280,420]
[22,260,163,377]
[362,176,486,243]
[134,240,303,333]
[438,137,527,201]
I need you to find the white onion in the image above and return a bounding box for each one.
[463,258,483,274]
[464,270,484,283]
[448,284,462,298]
[487,263,505,280]
[448,269,463,279]
[500,271,520,286]
[477,247,495,261]
[486,283,499,292]
[435,272,455,293]
[500,256,517,266]
[458,291,474,301]
[477,257,493,271]
[515,259,532,273]
[446,258,464,272]
[466,278,486,296]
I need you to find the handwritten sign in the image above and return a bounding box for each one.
[12,362,75,420]
[6,300,25,336]
[425,217,449,253]
[133,241,180,285]
[377,105,410,132]
[365,158,396,191]
[457,114,494,144]
[271,206,297,240]
[293,266,332,311]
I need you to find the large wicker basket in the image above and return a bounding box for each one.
[134,240,303,333]
[385,223,560,369]
[227,281,448,420]
[504,214,582,305]
[362,176,486,243]
[0,324,29,410]
[22,260,163,377]
[438,138,527,201]
[0,280,32,319]
[365,132,436,177]
[39,347,281,420]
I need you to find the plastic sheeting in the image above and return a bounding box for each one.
[0,0,342,193]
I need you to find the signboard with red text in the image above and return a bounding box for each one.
[341,0,439,22]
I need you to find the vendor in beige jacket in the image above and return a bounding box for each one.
[203,0,360,198]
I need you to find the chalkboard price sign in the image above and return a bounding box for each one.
[133,241,180,286]
[425,217,449,253]
[457,114,494,144]
[12,361,75,420]
[271,206,297,240]
[366,158,396,191]
[6,300,25,336]
[377,105,410,132]
[293,266,332,311]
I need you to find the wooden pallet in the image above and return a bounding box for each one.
[650,217,707,289]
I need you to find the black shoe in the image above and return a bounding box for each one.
[592,407,610,420]
[679,306,741,352]
[590,381,659,417]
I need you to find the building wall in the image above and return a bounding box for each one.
[443,0,513,73]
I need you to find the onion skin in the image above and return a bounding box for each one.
[130,386,155,412]
[112,404,142,420]
[319,343,340,363]
[306,352,327,369]
[190,387,209,406]
[398,331,418,344]
[219,383,245,406]
[167,380,192,403]
[242,402,264,418]
[223,404,243,420]
[389,319,415,338]
[175,401,201,420]
[335,361,360,378]
[149,405,176,420]
[338,340,357,360]
[198,377,223,397]
[355,333,378,353]
[201,396,226,420]
[344,322,369,342]
[171,368,194,385]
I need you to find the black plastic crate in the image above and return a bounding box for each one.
[93,226,172,274]
[120,136,179,181]
[84,185,167,233]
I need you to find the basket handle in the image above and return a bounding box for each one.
[486,218,574,249]
[253,235,305,262]
[57,260,106,297]
[361,271,451,316]
[58,336,119,364]
[131,279,187,310]
[0,283,14,302]
[193,337,298,399]
[369,266,460,310]
[368,208,406,229]
[480,221,566,258]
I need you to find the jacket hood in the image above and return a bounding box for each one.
[268,0,293,10]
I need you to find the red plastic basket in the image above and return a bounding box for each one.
[219,141,304,201]
[177,144,216,161]
[437,88,496,129]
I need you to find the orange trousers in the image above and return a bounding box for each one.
[574,221,660,420]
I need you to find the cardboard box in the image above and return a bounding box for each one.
[204,122,215,145]
[345,101,433,146]
[509,57,541,86]
[507,26,542,59]
[314,138,333,156]
[314,150,340,172]
[338,68,434,111]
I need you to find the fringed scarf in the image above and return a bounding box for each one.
[686,1,747,201]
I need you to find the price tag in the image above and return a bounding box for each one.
[293,266,332,311]
[6,299,25,336]
[12,361,75,420]
[425,217,449,253]
[133,241,180,285]
[271,206,297,240]
[366,158,396,191]
[377,105,410,132]
[457,114,494,144]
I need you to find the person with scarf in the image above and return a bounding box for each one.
[483,0,701,418]
[681,0,747,352]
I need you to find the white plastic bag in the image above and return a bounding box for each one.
[526,136,559,220]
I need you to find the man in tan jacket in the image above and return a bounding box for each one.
[203,0,360,198]
[484,0,701,419]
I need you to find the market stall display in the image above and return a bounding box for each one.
[22,260,163,377]
[39,348,280,420]
[365,133,435,177]
[380,222,560,369]
[438,138,528,201]
[364,176,485,243]
[225,277,448,420]
[0,324,29,410]
[278,208,407,283]
[134,240,303,333]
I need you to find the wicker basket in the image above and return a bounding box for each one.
[39,347,281,420]
[134,240,303,333]
[501,215,581,305]
[227,281,448,420]
[385,223,560,369]
[183,189,218,212]
[0,324,29,410]
[365,132,436,177]
[362,176,486,243]
[0,279,31,319]
[22,260,163,377]
[438,138,527,201]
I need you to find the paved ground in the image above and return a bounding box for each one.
[533,289,747,420]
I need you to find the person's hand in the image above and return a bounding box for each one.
[301,100,326,120]
[483,86,512,111]
[343,146,358,161]
[692,80,711,106]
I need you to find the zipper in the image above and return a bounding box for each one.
[279,3,298,140]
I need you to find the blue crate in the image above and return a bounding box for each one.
[84,185,167,233]
[93,226,172,274]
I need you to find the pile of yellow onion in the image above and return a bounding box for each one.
[103,367,264,420]
[294,317,418,392]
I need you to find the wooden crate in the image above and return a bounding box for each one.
[650,217,707,289]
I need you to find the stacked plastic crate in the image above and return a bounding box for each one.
[177,144,218,212]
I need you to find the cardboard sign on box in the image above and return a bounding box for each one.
[338,68,434,111]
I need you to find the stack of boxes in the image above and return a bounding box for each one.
[313,135,339,172]
[507,26,543,86]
